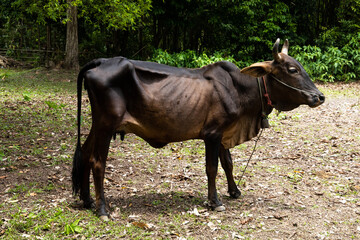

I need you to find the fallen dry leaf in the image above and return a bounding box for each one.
[314,170,334,179]
[273,214,287,220]
[350,185,360,191]
[240,218,253,225]
[187,207,200,216]
[132,221,151,230]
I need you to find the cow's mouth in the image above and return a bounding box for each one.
[308,93,325,108]
[273,92,325,111]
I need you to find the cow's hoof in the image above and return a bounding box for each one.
[205,201,226,212]
[229,189,241,199]
[99,215,110,221]
[83,199,95,209]
[214,205,226,212]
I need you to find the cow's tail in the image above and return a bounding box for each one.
[72,59,104,196]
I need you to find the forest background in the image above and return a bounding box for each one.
[1,0,359,82]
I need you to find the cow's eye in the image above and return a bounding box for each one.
[288,67,298,74]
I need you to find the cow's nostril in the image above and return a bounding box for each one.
[319,94,325,102]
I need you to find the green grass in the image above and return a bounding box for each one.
[0,69,78,168]
[1,68,359,239]
[1,202,138,239]
[2,192,203,239]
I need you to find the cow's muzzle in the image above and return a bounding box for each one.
[308,92,325,108]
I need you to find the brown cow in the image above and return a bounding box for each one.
[72,39,325,219]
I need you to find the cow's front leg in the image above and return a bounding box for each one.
[219,146,241,198]
[204,137,225,211]
[93,158,107,218]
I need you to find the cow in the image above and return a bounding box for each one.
[72,39,325,220]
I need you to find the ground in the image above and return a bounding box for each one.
[0,69,359,239]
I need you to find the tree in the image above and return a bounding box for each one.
[63,0,79,70]
[3,0,152,69]
[1,0,359,70]
[148,0,297,61]
[55,0,151,69]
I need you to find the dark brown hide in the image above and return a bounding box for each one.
[72,39,325,217]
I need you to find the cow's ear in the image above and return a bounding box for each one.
[240,61,272,77]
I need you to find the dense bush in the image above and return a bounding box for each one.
[152,30,360,83]
[150,49,249,68]
[292,32,360,82]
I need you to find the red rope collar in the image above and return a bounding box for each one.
[262,76,273,107]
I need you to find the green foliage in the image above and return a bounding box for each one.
[150,49,245,68]
[337,0,360,25]
[44,100,65,110]
[316,20,360,48]
[3,204,88,238]
[151,49,199,68]
[64,219,84,235]
[0,150,4,161]
[292,32,360,82]
[11,0,59,24]
[0,0,152,63]
[11,0,152,29]
[1,0,360,83]
[85,0,152,30]
[22,93,31,101]
[149,0,297,61]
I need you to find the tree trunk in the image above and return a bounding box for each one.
[45,21,51,68]
[63,0,79,71]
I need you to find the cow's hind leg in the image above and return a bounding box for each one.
[79,129,96,209]
[219,146,241,198]
[204,137,225,211]
[90,128,113,219]
[72,130,95,209]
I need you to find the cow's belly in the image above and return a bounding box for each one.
[119,77,217,145]
[117,109,206,147]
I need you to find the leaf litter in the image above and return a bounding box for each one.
[0,79,360,239]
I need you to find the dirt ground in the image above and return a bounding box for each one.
[1,82,360,239]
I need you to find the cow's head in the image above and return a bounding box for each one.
[241,39,325,111]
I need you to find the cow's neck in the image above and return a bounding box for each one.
[221,75,273,149]
[239,75,273,116]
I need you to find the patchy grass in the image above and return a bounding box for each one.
[1,68,360,239]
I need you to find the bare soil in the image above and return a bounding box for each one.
[1,82,360,239]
